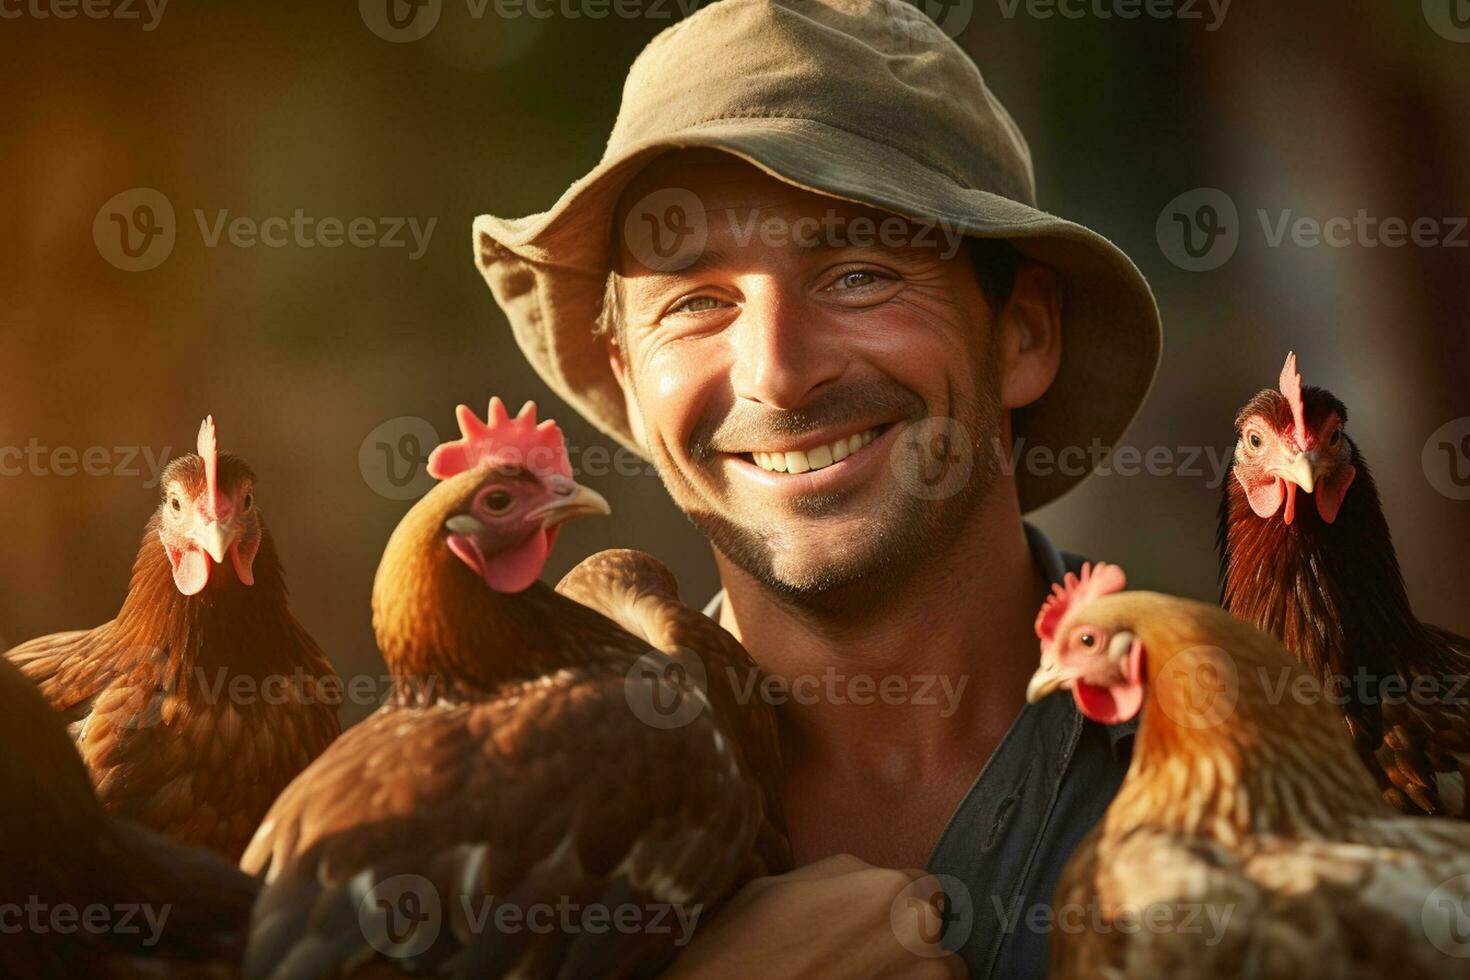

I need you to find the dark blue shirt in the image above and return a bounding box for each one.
[703,523,1134,979]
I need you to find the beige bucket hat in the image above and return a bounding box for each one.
[472,0,1162,512]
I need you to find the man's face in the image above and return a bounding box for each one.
[610,151,1008,602]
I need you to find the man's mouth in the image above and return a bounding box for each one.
[743,424,886,475]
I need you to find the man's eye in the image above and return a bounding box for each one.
[835,271,878,290]
[671,296,722,315]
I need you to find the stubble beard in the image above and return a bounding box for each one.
[652,368,1006,620]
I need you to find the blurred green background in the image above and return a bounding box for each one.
[2,0,1466,725]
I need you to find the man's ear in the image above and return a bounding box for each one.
[996,262,1063,410]
[607,339,648,449]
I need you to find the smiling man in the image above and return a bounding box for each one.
[472,0,1160,976]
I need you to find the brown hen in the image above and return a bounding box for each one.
[1027,564,1470,979]
[240,399,788,979]
[5,417,342,859]
[1219,353,1470,816]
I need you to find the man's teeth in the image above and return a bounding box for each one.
[752,428,878,474]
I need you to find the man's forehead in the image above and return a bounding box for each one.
[611,148,946,281]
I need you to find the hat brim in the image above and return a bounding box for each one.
[473,117,1161,513]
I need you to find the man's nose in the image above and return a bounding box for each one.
[728,285,845,410]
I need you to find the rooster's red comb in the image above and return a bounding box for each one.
[1279,351,1307,441]
[197,416,220,517]
[1035,562,1128,645]
[426,398,572,482]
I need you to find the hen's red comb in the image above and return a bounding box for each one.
[426,398,572,482]
[197,416,220,518]
[1279,352,1306,442]
[1035,562,1128,644]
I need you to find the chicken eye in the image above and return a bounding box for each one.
[169,496,182,513]
[1328,427,1342,447]
[483,490,513,513]
[1079,633,1097,649]
[1247,432,1263,450]
[242,493,254,512]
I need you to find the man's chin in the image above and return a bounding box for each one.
[693,503,927,604]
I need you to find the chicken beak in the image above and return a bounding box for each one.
[527,478,612,528]
[1025,661,1068,704]
[1270,452,1317,494]
[189,519,235,564]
